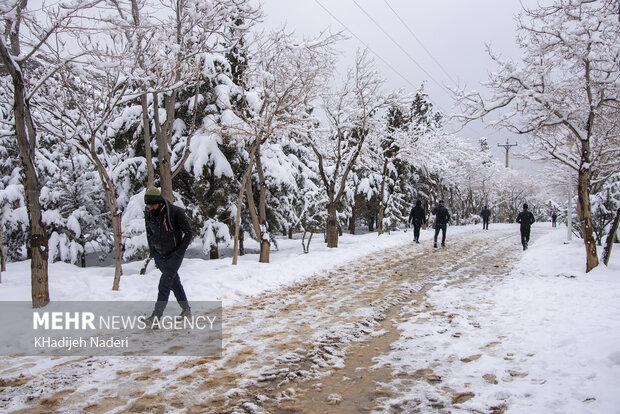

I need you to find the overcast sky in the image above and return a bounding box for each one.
[259,0,543,171]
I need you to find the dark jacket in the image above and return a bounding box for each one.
[481,208,491,220]
[516,210,535,228]
[145,198,193,257]
[408,205,427,226]
[432,204,451,226]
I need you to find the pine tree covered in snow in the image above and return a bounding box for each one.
[591,173,620,246]
[42,148,109,267]
[0,134,26,262]
[192,137,236,259]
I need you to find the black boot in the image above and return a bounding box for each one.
[144,314,160,329]
[177,308,192,320]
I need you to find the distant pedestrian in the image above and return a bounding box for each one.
[480,206,491,230]
[143,186,193,327]
[516,203,535,250]
[551,212,557,228]
[432,200,451,248]
[408,200,427,243]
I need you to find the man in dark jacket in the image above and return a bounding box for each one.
[480,206,491,230]
[516,203,535,250]
[432,200,450,248]
[144,186,193,325]
[408,200,427,243]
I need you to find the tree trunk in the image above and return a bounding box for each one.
[89,152,124,290]
[209,243,219,260]
[255,149,270,263]
[152,92,174,201]
[302,231,313,254]
[232,142,258,265]
[349,213,356,235]
[79,238,86,268]
[111,212,123,290]
[602,207,620,266]
[259,238,270,262]
[288,227,293,239]
[0,39,50,307]
[377,159,388,235]
[239,228,245,256]
[139,257,151,275]
[326,203,338,248]
[141,94,154,187]
[577,167,598,272]
[245,174,262,252]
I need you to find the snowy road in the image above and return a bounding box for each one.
[1,226,533,413]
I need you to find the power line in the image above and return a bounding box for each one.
[312,0,451,116]
[349,0,455,101]
[371,0,500,140]
[382,0,459,86]
[313,0,492,141]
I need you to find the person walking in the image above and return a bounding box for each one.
[144,186,193,326]
[516,203,535,250]
[432,200,451,248]
[480,206,491,230]
[408,200,427,243]
[551,212,557,228]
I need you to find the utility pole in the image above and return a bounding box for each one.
[497,138,518,168]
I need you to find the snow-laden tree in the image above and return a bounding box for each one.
[32,20,149,290]
[0,102,27,270]
[593,170,620,265]
[251,141,302,242]
[308,50,397,247]
[590,175,619,244]
[0,143,26,280]
[225,29,339,263]
[41,147,109,267]
[352,167,382,232]
[0,0,108,306]
[191,134,236,259]
[365,102,408,235]
[131,0,259,202]
[281,136,327,252]
[121,189,149,262]
[375,87,442,234]
[454,0,620,272]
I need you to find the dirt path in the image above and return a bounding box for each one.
[1,227,527,413]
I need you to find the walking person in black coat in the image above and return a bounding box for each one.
[516,203,535,250]
[432,200,451,248]
[144,186,193,326]
[480,206,491,230]
[408,200,427,243]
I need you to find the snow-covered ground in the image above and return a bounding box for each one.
[0,224,476,305]
[374,224,620,413]
[1,223,619,413]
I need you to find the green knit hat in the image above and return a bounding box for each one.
[144,186,163,205]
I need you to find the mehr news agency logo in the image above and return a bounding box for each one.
[32,311,217,351]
